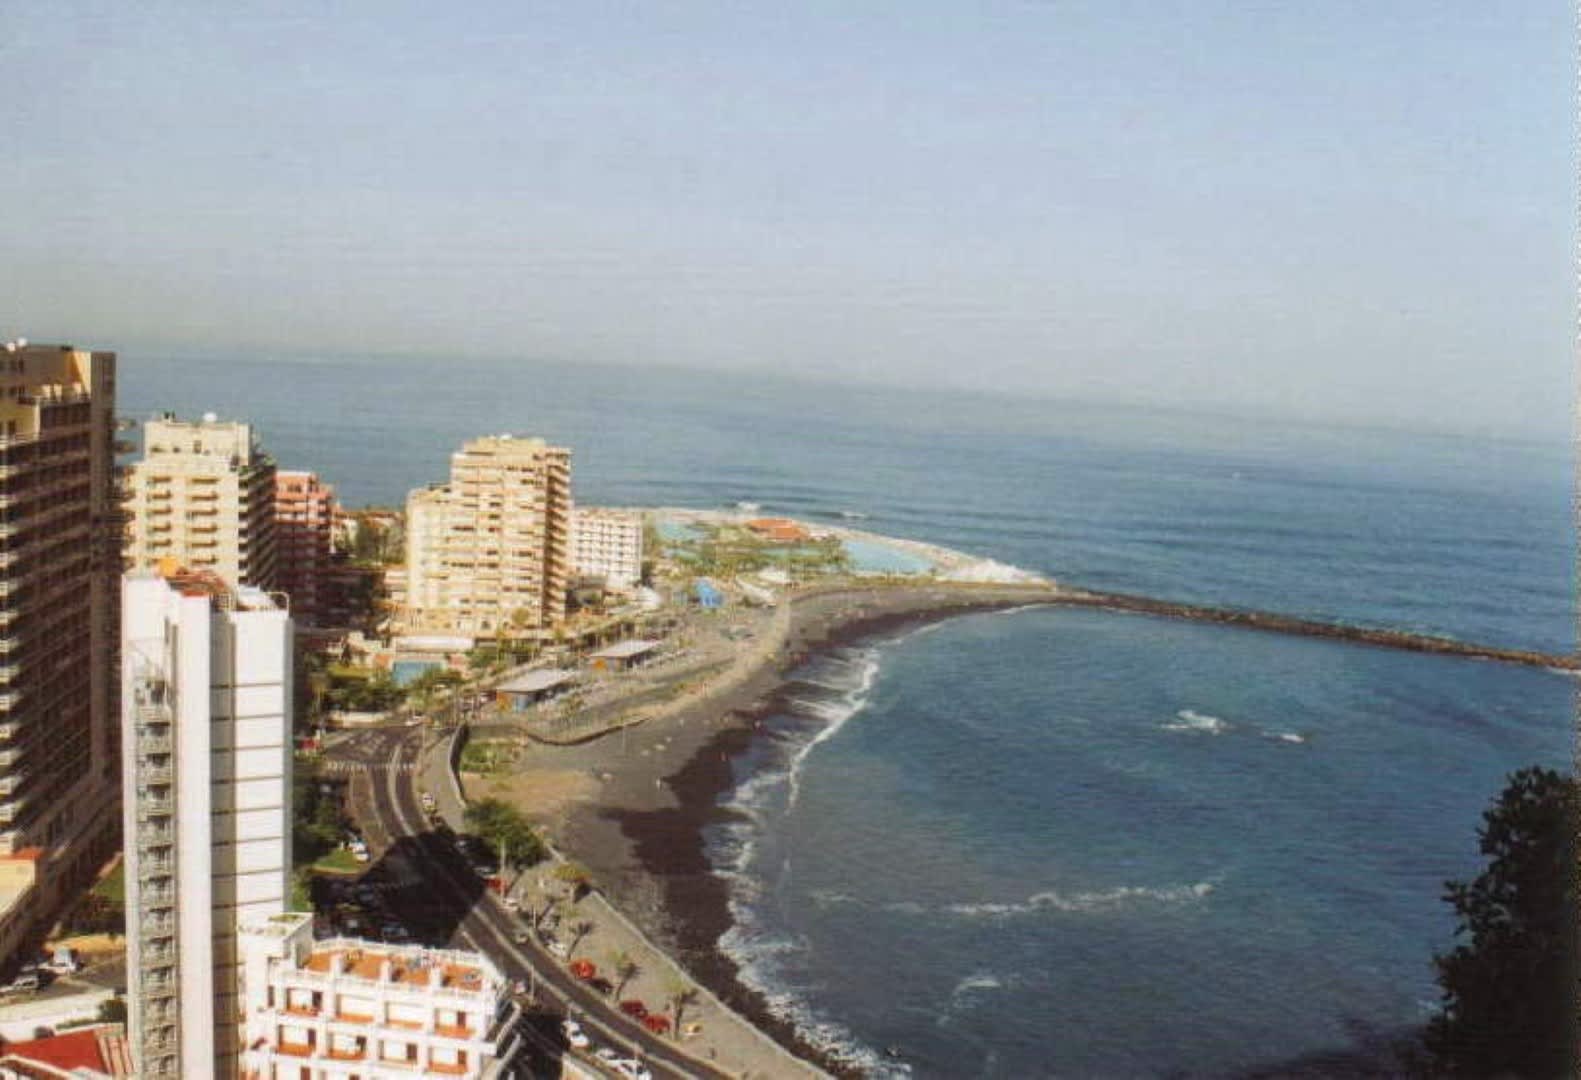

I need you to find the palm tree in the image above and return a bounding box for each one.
[666,979,699,1039]
[567,918,595,958]
[553,861,592,901]
[611,950,640,1000]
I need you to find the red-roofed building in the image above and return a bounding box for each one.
[0,1023,132,1078]
[745,517,811,543]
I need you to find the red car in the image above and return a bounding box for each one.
[618,999,648,1019]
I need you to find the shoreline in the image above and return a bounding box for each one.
[513,582,1057,1076]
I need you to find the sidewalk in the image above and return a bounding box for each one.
[417,730,825,1079]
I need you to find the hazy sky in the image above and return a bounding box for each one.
[2,3,1571,436]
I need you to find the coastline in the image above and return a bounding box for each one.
[498,581,1057,1075]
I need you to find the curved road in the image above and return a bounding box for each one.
[328,723,732,1080]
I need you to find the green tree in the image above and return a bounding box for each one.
[1425,766,1578,1076]
[96,998,128,1024]
[610,950,641,1000]
[462,798,546,868]
[567,918,595,959]
[666,980,699,1038]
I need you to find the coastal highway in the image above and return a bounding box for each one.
[327,723,732,1080]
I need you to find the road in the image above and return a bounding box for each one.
[324,723,729,1080]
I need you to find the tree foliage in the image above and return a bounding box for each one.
[1426,766,1578,1076]
[462,798,546,869]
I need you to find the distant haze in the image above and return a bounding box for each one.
[1,3,1571,438]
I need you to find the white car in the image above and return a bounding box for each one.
[560,1019,590,1050]
[614,1060,653,1080]
[547,940,569,959]
[593,1047,621,1065]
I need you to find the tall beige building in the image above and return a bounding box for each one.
[124,415,279,591]
[404,435,571,636]
[0,342,121,970]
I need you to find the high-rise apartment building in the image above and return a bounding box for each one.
[0,341,120,971]
[568,507,644,590]
[121,567,293,1079]
[274,470,337,625]
[404,435,571,636]
[238,913,524,1080]
[124,415,279,592]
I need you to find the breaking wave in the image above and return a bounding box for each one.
[946,882,1215,918]
[1163,708,1229,734]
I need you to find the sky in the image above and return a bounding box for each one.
[1,2,1572,437]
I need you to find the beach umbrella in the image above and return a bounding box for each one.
[570,959,596,980]
[643,1014,671,1034]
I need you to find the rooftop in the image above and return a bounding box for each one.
[296,939,501,996]
[496,668,577,694]
[588,639,661,660]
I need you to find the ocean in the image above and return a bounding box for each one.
[123,350,1574,1076]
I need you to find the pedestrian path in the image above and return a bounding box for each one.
[320,759,420,775]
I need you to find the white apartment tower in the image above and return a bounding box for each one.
[122,568,293,1079]
[239,913,523,1079]
[124,414,279,591]
[0,342,120,972]
[404,435,571,636]
[568,508,644,590]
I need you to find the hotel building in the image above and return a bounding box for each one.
[568,508,643,590]
[124,415,279,592]
[121,567,293,1078]
[238,912,523,1079]
[0,342,120,972]
[404,435,571,637]
[275,470,338,625]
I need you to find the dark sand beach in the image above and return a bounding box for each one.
[502,582,1058,1073]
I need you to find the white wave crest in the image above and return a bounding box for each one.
[1263,730,1307,744]
[1163,708,1228,734]
[785,648,880,810]
[950,972,1005,1002]
[947,881,1214,918]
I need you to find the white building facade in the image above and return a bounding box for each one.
[239,913,523,1079]
[568,508,644,590]
[121,569,293,1078]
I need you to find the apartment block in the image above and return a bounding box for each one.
[124,414,279,592]
[275,470,338,625]
[239,913,523,1079]
[404,435,571,637]
[0,342,120,972]
[569,507,644,590]
[121,567,293,1079]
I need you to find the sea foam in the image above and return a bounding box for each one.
[1163,708,1229,734]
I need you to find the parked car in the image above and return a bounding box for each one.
[560,1019,590,1050]
[3,971,39,994]
[41,948,78,976]
[617,1000,647,1019]
[613,1060,653,1080]
[547,941,569,959]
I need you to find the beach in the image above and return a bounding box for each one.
[473,580,1059,1073]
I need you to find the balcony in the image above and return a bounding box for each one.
[137,857,173,881]
[0,691,23,711]
[0,723,16,741]
[140,946,175,969]
[136,731,172,755]
[139,765,173,785]
[142,979,176,1000]
[139,919,174,941]
[0,801,19,823]
[136,826,172,847]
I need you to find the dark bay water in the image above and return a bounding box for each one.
[123,350,1574,1076]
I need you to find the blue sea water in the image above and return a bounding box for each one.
[122,351,1574,1076]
